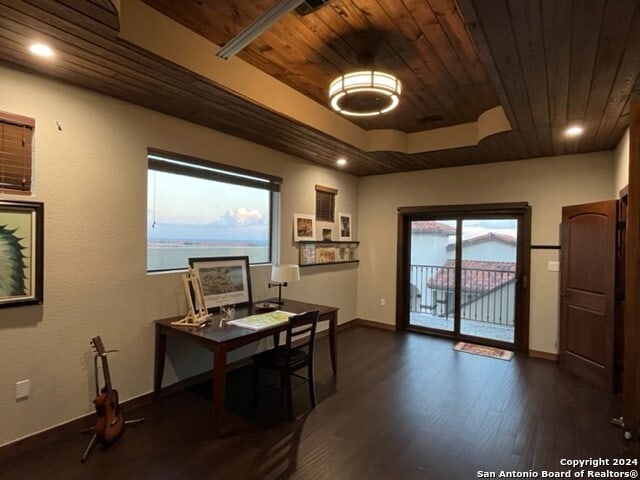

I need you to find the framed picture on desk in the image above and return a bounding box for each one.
[189,256,253,310]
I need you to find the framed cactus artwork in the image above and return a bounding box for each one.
[0,200,43,308]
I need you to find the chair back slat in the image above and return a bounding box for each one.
[285,310,319,360]
[252,309,321,418]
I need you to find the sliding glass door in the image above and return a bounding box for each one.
[397,204,530,351]
[409,219,457,334]
[458,219,517,343]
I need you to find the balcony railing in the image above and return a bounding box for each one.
[410,264,515,326]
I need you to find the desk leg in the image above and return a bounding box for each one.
[154,328,167,399]
[212,346,227,435]
[329,314,337,376]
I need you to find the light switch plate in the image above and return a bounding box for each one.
[16,379,30,399]
[548,261,560,272]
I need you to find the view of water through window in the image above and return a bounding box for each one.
[147,169,271,271]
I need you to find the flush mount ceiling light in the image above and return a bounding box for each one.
[565,125,584,137]
[329,70,402,117]
[28,43,54,58]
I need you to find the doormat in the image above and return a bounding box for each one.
[454,342,514,361]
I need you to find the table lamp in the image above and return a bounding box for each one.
[269,264,300,304]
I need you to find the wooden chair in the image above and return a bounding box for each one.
[252,310,319,419]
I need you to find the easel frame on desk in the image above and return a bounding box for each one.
[172,267,211,327]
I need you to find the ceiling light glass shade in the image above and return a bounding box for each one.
[329,70,401,117]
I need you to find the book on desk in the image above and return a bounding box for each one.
[226,310,296,330]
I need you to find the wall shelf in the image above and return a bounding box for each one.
[297,240,359,267]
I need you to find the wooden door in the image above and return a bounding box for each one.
[622,99,640,436]
[559,200,617,389]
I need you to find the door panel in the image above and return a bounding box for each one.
[408,219,457,333]
[560,200,617,390]
[459,219,517,343]
[565,306,606,364]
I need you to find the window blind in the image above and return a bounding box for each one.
[315,184,337,222]
[0,113,34,192]
[148,148,282,192]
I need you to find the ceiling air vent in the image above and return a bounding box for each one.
[295,0,332,16]
[420,114,444,124]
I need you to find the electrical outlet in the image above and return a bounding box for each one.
[16,379,30,399]
[380,298,386,306]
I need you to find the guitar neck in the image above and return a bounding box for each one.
[99,354,114,395]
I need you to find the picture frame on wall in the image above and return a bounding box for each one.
[293,213,315,241]
[188,256,253,310]
[0,200,44,308]
[338,212,352,241]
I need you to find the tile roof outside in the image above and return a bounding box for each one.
[411,221,456,235]
[426,259,516,293]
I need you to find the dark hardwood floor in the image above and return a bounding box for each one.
[3,326,639,479]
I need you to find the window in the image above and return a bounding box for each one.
[0,112,34,192]
[147,149,282,272]
[315,184,336,222]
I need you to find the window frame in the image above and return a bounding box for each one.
[396,202,532,353]
[147,148,282,272]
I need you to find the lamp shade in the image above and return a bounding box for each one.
[271,264,300,283]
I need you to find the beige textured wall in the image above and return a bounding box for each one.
[614,128,630,194]
[356,152,615,353]
[0,66,358,447]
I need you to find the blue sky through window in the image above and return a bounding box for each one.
[147,169,271,270]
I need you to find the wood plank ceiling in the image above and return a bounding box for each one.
[140,0,498,134]
[0,0,639,176]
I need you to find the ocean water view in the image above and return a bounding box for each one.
[147,241,269,271]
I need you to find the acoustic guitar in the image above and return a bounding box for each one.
[90,336,124,443]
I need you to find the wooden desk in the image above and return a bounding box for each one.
[154,299,339,434]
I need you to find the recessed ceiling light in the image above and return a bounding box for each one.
[29,43,54,58]
[336,158,347,166]
[565,126,584,137]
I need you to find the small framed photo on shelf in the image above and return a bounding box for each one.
[338,212,352,241]
[300,243,316,265]
[322,227,333,241]
[317,246,336,263]
[188,256,253,310]
[293,213,315,241]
